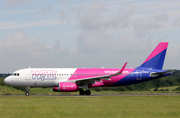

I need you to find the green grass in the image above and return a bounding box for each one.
[1,86,180,95]
[30,87,53,92]
[29,86,180,95]
[0,86,23,95]
[0,96,180,118]
[150,86,179,91]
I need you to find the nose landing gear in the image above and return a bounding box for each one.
[25,87,30,96]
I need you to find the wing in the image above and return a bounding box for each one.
[68,62,127,85]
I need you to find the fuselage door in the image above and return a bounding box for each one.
[25,70,31,80]
[136,70,142,80]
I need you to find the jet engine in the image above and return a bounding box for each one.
[52,82,79,92]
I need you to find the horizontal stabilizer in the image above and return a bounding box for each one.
[150,70,173,77]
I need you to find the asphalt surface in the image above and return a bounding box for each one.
[0,93,180,97]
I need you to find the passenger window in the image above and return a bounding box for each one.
[17,73,19,76]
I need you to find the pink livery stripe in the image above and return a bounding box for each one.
[68,68,135,87]
[143,42,168,64]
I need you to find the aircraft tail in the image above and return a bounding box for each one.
[138,42,168,70]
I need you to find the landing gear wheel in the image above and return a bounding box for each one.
[25,92,29,96]
[25,87,30,96]
[79,89,85,95]
[85,90,91,95]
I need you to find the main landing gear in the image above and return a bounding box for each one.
[79,88,91,95]
[25,87,30,96]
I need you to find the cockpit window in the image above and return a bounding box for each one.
[11,73,20,76]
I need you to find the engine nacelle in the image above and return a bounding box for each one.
[52,82,79,92]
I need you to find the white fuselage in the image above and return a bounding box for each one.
[4,68,77,87]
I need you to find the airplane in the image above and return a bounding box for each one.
[4,42,172,96]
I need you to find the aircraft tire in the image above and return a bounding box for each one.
[79,89,85,95]
[25,92,29,96]
[85,90,91,95]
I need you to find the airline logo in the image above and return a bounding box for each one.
[104,70,129,74]
[104,70,118,73]
[31,70,57,81]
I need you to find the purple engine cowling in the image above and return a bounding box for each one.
[53,82,79,92]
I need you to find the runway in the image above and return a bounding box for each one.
[1,93,180,97]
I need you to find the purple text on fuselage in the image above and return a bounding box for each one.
[31,70,57,81]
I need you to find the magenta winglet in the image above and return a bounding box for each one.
[119,62,127,74]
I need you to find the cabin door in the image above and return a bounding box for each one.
[25,70,31,80]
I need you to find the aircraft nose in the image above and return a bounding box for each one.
[4,77,10,85]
